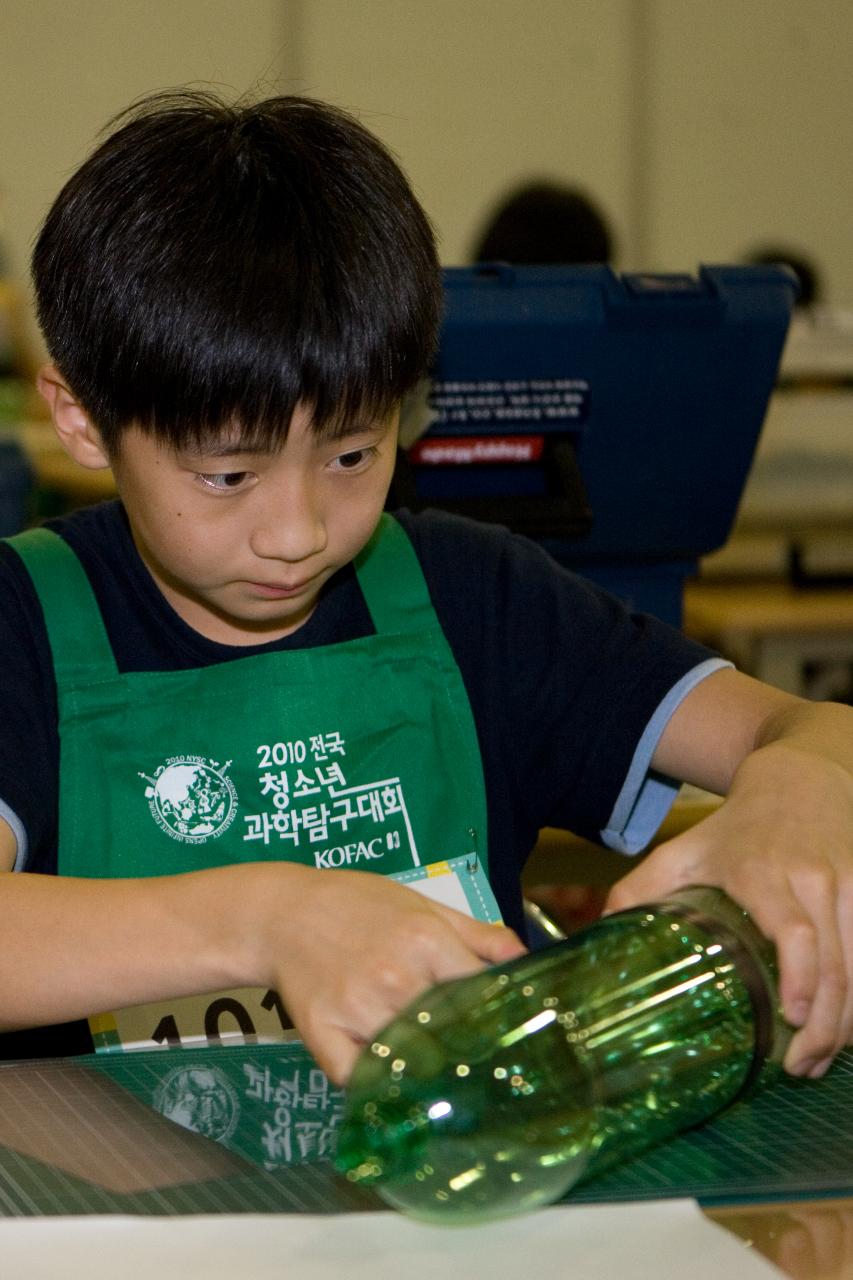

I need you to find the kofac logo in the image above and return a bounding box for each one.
[139,755,238,843]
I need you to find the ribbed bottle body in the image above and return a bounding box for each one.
[336,886,788,1224]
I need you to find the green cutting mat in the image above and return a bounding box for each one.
[0,1051,374,1218]
[568,1047,853,1206]
[0,1045,851,1217]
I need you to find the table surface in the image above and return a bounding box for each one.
[708,1197,853,1278]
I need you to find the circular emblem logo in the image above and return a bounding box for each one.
[153,1065,241,1143]
[140,755,238,843]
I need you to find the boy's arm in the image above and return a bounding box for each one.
[608,667,853,1079]
[0,820,14,872]
[0,822,524,1083]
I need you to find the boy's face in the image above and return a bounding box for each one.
[109,403,400,645]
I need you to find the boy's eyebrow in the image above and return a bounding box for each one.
[182,441,266,459]
[184,422,392,459]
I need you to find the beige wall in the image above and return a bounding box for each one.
[291,0,635,265]
[649,0,853,293]
[295,0,853,296]
[1,0,852,359]
[0,0,290,353]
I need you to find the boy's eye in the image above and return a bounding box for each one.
[332,447,376,471]
[197,472,251,492]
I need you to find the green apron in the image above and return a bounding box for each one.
[8,514,501,1164]
[12,513,489,877]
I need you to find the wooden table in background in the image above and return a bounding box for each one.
[684,578,853,695]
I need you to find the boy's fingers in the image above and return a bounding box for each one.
[838,877,853,1046]
[603,832,853,1076]
[778,872,848,1074]
[772,903,819,1032]
[431,907,527,967]
[601,835,695,914]
[409,925,512,990]
[287,919,524,1086]
[303,1024,362,1087]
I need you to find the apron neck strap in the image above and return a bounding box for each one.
[6,528,119,682]
[354,514,436,634]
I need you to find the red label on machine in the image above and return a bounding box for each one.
[408,435,545,465]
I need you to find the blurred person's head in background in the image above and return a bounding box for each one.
[472,180,614,266]
[744,245,821,310]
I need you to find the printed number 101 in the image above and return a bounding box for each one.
[150,987,292,1047]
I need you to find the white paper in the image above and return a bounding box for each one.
[0,1200,784,1280]
[406,867,473,914]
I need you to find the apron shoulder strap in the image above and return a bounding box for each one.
[354,514,437,634]
[5,527,119,684]
[8,515,432,678]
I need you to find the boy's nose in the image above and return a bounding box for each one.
[249,483,327,564]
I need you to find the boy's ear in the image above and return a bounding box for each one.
[36,364,111,469]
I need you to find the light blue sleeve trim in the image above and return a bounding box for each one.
[600,657,733,855]
[0,798,28,872]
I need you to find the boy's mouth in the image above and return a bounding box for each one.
[247,577,318,599]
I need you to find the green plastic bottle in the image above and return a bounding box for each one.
[335,886,791,1224]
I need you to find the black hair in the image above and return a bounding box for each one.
[32,90,442,453]
[472,180,614,266]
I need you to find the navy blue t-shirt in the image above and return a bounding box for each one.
[0,501,718,1057]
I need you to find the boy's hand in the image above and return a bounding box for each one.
[251,866,526,1084]
[605,739,853,1080]
[0,861,520,1068]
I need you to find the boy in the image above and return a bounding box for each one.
[0,90,851,1088]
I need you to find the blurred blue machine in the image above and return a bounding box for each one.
[390,264,796,624]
